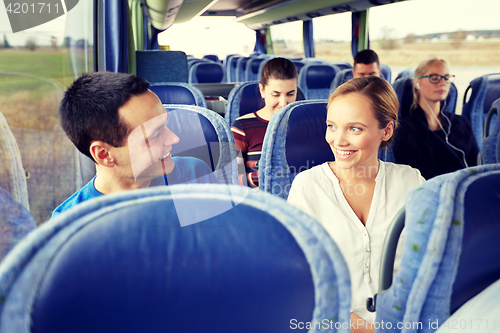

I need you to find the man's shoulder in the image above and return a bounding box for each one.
[51,177,102,219]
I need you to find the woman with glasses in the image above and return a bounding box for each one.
[393,57,479,179]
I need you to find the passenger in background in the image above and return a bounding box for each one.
[288,76,425,331]
[352,49,382,78]
[231,57,297,187]
[52,72,218,218]
[392,58,479,179]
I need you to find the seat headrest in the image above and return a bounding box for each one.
[305,65,337,89]
[150,85,197,106]
[484,74,500,114]
[195,63,224,83]
[285,102,333,172]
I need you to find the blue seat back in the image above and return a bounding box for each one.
[225,82,306,127]
[245,57,267,82]
[236,57,250,82]
[331,67,391,93]
[0,186,36,261]
[203,54,220,63]
[188,58,209,68]
[0,112,30,210]
[380,64,392,83]
[330,68,353,92]
[375,164,500,331]
[227,55,241,82]
[298,63,340,99]
[392,77,457,118]
[394,67,416,81]
[330,62,352,71]
[259,100,333,199]
[462,73,500,147]
[149,82,206,108]
[165,105,238,185]
[481,98,500,164]
[0,184,352,333]
[136,50,188,83]
[188,62,226,84]
[292,60,305,75]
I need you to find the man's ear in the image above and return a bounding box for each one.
[89,141,116,167]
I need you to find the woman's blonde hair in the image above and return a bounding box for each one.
[327,76,398,149]
[412,57,450,110]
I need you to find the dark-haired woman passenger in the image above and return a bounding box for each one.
[231,57,298,187]
[288,76,425,330]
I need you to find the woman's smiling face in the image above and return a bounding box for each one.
[325,92,393,171]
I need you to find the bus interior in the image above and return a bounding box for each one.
[0,0,499,331]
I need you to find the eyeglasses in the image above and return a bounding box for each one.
[419,74,455,84]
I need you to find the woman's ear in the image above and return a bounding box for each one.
[382,121,394,142]
[259,83,265,99]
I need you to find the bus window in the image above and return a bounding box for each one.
[313,12,352,64]
[369,0,500,112]
[158,17,255,59]
[271,20,304,58]
[0,0,94,224]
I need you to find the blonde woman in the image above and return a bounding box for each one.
[288,76,425,331]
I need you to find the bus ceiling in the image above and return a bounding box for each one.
[144,0,409,31]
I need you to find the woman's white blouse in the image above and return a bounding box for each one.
[287,161,425,323]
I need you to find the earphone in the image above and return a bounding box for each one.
[416,83,420,89]
[420,96,469,168]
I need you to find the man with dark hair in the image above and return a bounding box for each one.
[352,49,382,78]
[52,72,217,218]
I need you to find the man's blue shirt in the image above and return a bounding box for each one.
[51,157,218,219]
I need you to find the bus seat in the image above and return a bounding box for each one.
[187,58,210,69]
[435,278,500,333]
[165,105,238,185]
[202,54,220,63]
[381,64,392,83]
[331,67,392,92]
[291,60,305,75]
[298,63,340,100]
[0,186,36,262]
[0,112,29,211]
[259,100,332,199]
[244,57,267,82]
[392,77,457,118]
[480,97,500,164]
[136,50,188,84]
[150,82,207,108]
[330,68,353,92]
[373,164,500,331]
[224,82,306,127]
[462,73,500,147]
[330,62,352,71]
[0,184,352,333]
[394,67,416,81]
[188,62,226,84]
[235,57,250,82]
[226,54,241,82]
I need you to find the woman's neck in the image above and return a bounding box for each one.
[329,160,379,184]
[419,99,442,131]
[256,107,275,121]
